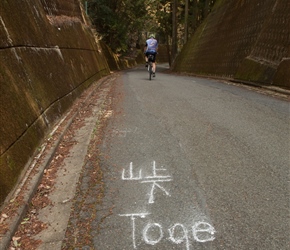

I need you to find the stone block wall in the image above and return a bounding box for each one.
[173,0,290,88]
[157,44,170,63]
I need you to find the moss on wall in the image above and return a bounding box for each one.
[273,45,290,88]
[100,42,123,71]
[172,0,290,88]
[273,58,290,88]
[156,45,170,63]
[100,41,144,71]
[0,0,118,204]
[235,57,277,84]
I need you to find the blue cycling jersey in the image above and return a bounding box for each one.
[145,38,158,53]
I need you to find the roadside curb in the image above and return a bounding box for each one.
[230,79,290,97]
[0,75,111,250]
[168,70,290,97]
[0,114,75,250]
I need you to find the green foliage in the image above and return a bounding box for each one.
[85,0,216,54]
[88,0,147,54]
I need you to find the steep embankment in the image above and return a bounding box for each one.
[173,0,290,88]
[0,0,119,204]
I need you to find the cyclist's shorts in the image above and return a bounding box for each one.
[146,51,157,62]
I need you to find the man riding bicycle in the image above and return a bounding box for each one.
[144,34,158,77]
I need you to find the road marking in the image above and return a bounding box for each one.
[119,213,150,249]
[122,161,172,203]
[122,162,142,180]
[119,212,216,249]
[119,160,216,249]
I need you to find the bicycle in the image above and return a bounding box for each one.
[147,54,154,80]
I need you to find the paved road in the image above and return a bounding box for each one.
[61,64,289,250]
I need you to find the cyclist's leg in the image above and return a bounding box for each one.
[152,53,157,75]
[145,52,149,67]
[152,63,156,77]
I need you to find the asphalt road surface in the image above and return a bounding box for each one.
[67,64,289,250]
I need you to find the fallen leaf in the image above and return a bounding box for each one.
[13,239,20,247]
[12,236,21,241]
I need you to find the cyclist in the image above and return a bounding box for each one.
[144,34,158,77]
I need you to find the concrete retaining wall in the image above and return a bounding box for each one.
[0,0,111,204]
[173,0,290,88]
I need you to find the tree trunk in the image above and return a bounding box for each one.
[171,0,178,64]
[167,38,172,67]
[203,0,210,18]
[184,0,188,44]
